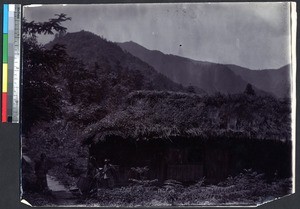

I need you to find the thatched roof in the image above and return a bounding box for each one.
[82,91,291,144]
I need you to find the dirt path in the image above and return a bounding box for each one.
[47,175,79,206]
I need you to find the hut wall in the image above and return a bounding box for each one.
[159,143,205,183]
[203,144,230,183]
[228,139,292,179]
[90,137,292,185]
[199,138,291,183]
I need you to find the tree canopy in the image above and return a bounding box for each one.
[22,14,71,133]
[244,83,256,96]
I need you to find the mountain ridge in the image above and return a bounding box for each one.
[46,30,188,94]
[120,41,289,71]
[118,41,290,97]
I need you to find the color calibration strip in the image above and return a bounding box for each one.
[2,4,9,122]
[2,4,21,123]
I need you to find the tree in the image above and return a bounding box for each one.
[22,14,71,133]
[244,83,256,96]
[187,85,196,93]
[23,14,71,36]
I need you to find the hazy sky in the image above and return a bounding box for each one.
[23,3,291,69]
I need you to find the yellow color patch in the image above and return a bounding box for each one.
[2,63,8,93]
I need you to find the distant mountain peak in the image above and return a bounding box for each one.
[47,30,187,94]
[118,41,290,97]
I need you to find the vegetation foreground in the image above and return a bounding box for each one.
[23,169,291,206]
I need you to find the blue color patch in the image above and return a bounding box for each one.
[3,4,9,33]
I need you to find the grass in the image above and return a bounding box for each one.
[22,169,292,206]
[85,170,292,207]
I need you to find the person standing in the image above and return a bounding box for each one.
[103,159,113,188]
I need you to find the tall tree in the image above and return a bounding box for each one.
[22,14,71,133]
[244,83,256,96]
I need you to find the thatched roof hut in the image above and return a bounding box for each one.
[81,91,292,183]
[82,90,291,144]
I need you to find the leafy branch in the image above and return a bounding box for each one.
[23,14,71,36]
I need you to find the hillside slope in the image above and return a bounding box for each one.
[118,41,290,97]
[47,31,186,93]
[227,64,290,98]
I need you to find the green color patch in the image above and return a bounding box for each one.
[3,34,8,63]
